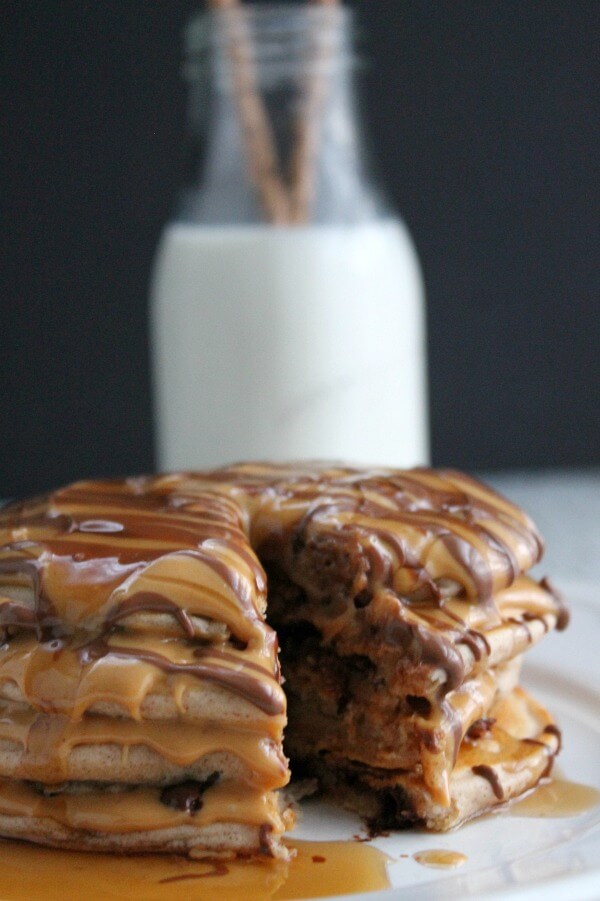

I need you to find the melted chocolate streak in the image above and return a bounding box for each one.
[77,639,284,716]
[472,764,505,799]
[0,558,64,641]
[107,593,195,638]
[540,578,570,631]
[543,723,563,753]
[454,627,491,662]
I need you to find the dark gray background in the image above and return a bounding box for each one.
[1,1,598,497]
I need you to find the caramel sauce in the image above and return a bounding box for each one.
[0,779,286,835]
[0,838,390,900]
[0,702,285,788]
[413,849,467,869]
[508,777,600,818]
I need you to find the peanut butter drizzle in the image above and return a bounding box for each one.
[355,658,521,809]
[455,686,559,808]
[0,464,562,842]
[412,684,559,814]
[0,703,287,788]
[0,779,285,834]
[0,632,286,721]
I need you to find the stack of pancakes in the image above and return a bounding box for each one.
[0,464,567,856]
[0,478,292,858]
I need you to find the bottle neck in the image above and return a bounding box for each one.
[179,4,386,226]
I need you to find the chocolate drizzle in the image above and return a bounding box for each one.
[543,723,562,753]
[472,764,504,799]
[540,578,570,631]
[457,629,491,662]
[440,534,493,601]
[107,593,196,638]
[0,557,64,641]
[466,717,496,740]
[77,639,285,715]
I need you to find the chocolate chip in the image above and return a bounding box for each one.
[406,695,432,718]
[466,717,496,740]
[229,635,248,651]
[353,590,372,609]
[159,773,219,814]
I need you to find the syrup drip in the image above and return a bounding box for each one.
[0,838,390,900]
[413,849,467,869]
[508,777,600,818]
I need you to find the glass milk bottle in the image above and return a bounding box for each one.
[150,3,429,470]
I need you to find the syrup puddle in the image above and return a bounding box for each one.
[413,849,467,869]
[278,840,390,898]
[508,776,600,818]
[0,838,390,900]
[0,775,597,898]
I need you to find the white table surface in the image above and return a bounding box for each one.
[485,469,600,596]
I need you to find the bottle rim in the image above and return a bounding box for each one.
[184,3,356,83]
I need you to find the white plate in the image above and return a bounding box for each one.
[292,582,600,900]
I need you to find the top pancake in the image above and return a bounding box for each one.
[0,465,567,701]
[0,463,552,631]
